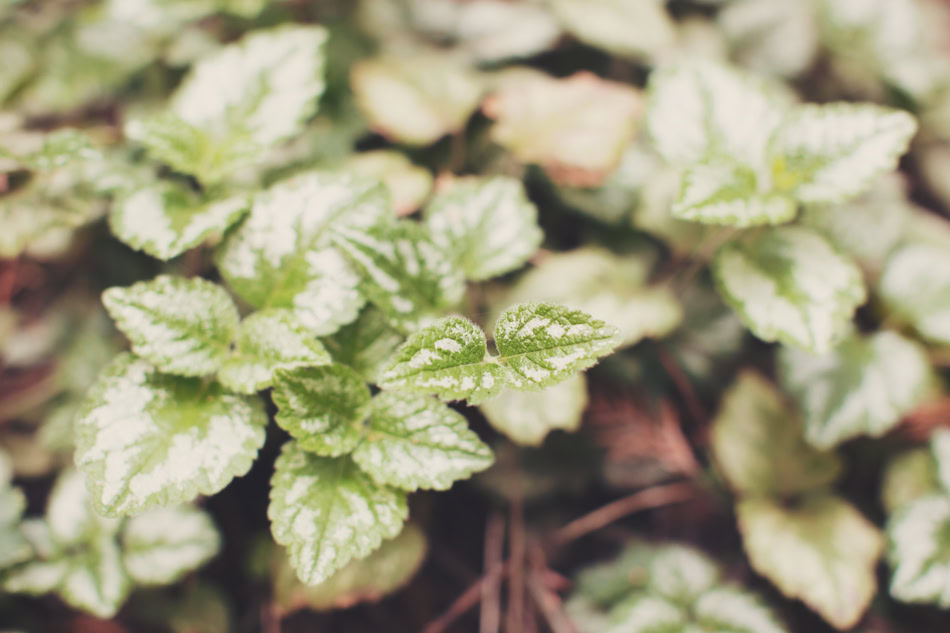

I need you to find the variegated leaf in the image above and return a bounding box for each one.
[738,494,883,630]
[711,371,841,497]
[888,494,950,607]
[424,176,542,280]
[674,162,796,227]
[479,374,588,446]
[879,243,950,345]
[378,316,509,404]
[102,275,239,377]
[218,310,332,394]
[882,448,940,516]
[344,150,433,216]
[713,226,866,353]
[646,59,787,169]
[268,442,408,585]
[353,392,494,491]
[215,171,390,335]
[549,0,675,62]
[122,506,220,585]
[779,331,933,449]
[76,354,267,516]
[332,221,465,331]
[109,182,249,260]
[772,103,917,204]
[271,364,372,457]
[493,303,621,391]
[58,535,130,618]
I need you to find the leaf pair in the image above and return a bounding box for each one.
[710,372,883,629]
[647,59,917,226]
[378,303,621,405]
[268,365,493,584]
[2,470,218,618]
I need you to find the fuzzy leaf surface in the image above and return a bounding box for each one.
[353,392,494,491]
[268,443,408,585]
[102,275,239,377]
[76,354,267,516]
[272,364,372,457]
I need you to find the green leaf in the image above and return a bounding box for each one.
[76,354,268,516]
[109,182,250,260]
[168,24,327,152]
[424,176,542,280]
[272,364,372,457]
[484,69,642,186]
[352,392,494,491]
[46,469,121,546]
[710,371,841,497]
[322,307,405,383]
[549,0,675,62]
[122,506,220,585]
[5,128,100,171]
[888,494,950,607]
[275,522,426,613]
[604,595,685,633]
[646,59,787,169]
[268,442,408,585]
[493,247,682,348]
[779,331,933,449]
[493,303,621,391]
[479,374,588,446]
[351,55,482,146]
[879,243,950,345]
[332,221,465,331]
[882,448,941,516]
[378,316,509,404]
[673,162,796,227]
[0,488,30,569]
[215,171,389,335]
[218,310,332,394]
[690,587,790,633]
[934,430,950,494]
[738,494,883,630]
[713,226,866,353]
[772,104,917,204]
[102,275,239,377]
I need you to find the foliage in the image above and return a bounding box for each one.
[2,0,950,631]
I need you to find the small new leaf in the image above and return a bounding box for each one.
[102,276,239,377]
[493,303,621,391]
[122,506,220,585]
[353,392,494,491]
[773,104,917,204]
[272,364,372,457]
[424,176,542,280]
[268,442,408,585]
[713,226,866,353]
[779,331,933,449]
[216,172,389,335]
[738,494,883,630]
[711,371,841,497]
[76,354,268,516]
[218,310,332,394]
[332,221,465,331]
